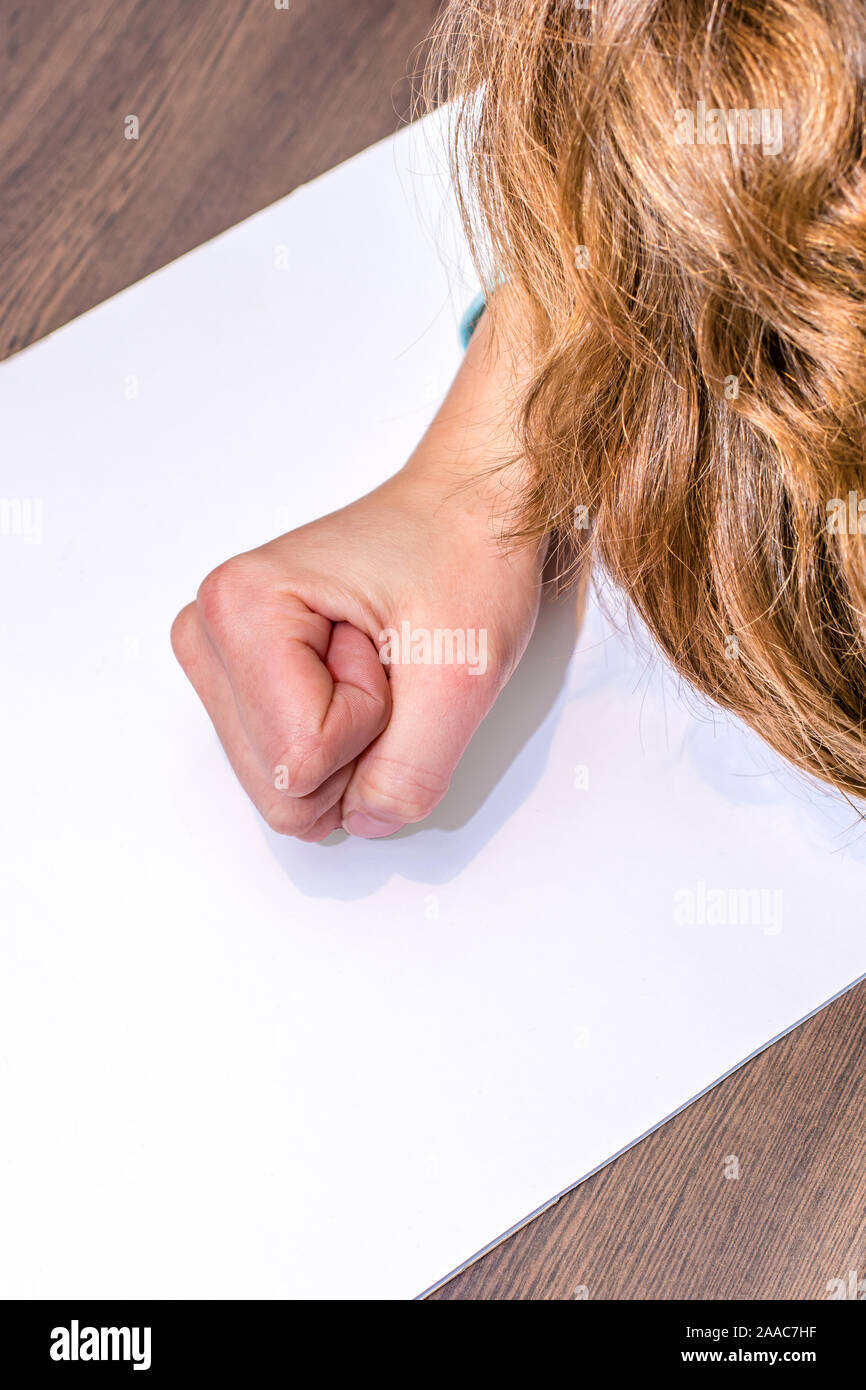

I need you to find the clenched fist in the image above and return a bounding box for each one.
[172,293,544,840]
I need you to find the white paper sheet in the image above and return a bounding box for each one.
[0,110,863,1300]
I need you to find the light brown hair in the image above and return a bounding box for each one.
[424,0,866,801]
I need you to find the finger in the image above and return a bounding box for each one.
[171,603,355,836]
[196,562,390,796]
[340,659,499,838]
[294,803,344,844]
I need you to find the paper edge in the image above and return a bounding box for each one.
[1,112,433,370]
[417,967,866,1299]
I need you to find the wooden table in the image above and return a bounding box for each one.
[4,0,863,1300]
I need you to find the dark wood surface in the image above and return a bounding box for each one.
[0,0,439,359]
[3,0,863,1301]
[430,978,866,1299]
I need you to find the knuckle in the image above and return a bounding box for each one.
[196,556,262,634]
[170,603,198,665]
[196,561,240,628]
[356,758,449,823]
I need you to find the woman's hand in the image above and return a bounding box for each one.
[171,292,544,840]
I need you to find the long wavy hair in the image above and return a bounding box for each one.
[423,0,866,800]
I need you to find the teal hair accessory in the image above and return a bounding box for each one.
[458,274,507,349]
[459,290,488,349]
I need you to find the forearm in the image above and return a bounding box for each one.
[397,285,537,543]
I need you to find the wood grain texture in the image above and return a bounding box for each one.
[3,0,863,1303]
[0,0,440,360]
[430,977,866,1299]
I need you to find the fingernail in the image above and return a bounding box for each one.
[342,811,401,839]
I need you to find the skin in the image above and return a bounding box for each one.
[171,291,544,841]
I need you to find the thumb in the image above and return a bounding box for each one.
[340,653,499,838]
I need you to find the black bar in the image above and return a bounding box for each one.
[2,1296,861,1376]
